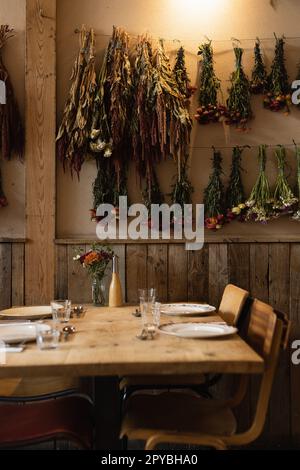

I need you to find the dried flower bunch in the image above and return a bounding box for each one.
[203,148,225,229]
[273,146,297,215]
[292,144,300,221]
[173,46,196,103]
[226,146,247,221]
[246,145,274,223]
[251,40,268,94]
[57,26,97,176]
[195,41,226,125]
[0,25,24,208]
[226,46,252,130]
[264,35,291,112]
[170,154,194,210]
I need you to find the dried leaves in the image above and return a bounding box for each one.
[203,149,225,228]
[226,46,252,129]
[57,26,97,176]
[251,40,268,94]
[0,25,24,161]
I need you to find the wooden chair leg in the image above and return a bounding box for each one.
[145,433,228,450]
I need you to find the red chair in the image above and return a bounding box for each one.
[0,395,94,449]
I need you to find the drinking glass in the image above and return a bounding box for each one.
[36,323,60,350]
[138,289,158,337]
[51,300,72,324]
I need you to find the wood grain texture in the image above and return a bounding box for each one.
[208,244,228,307]
[168,245,188,302]
[228,244,250,291]
[0,243,12,310]
[268,244,291,447]
[25,0,56,305]
[11,243,25,307]
[55,244,68,299]
[126,245,147,303]
[0,306,264,378]
[187,246,209,302]
[249,244,269,302]
[147,245,168,302]
[290,244,300,448]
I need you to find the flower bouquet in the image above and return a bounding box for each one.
[73,244,113,305]
[203,149,226,230]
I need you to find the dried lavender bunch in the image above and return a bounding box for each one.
[246,145,274,223]
[203,149,225,229]
[195,41,226,125]
[226,147,247,221]
[251,40,268,94]
[56,27,98,176]
[264,35,291,112]
[226,46,252,129]
[273,146,297,214]
[0,25,24,161]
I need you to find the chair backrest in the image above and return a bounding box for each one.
[237,299,286,444]
[218,284,249,326]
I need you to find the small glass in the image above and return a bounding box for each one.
[139,290,159,338]
[36,324,60,350]
[51,300,72,324]
[152,302,161,329]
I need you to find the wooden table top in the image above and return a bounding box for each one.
[0,306,264,378]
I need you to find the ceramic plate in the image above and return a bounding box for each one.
[160,303,216,316]
[0,323,50,344]
[159,322,237,339]
[0,306,52,321]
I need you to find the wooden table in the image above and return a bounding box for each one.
[0,306,264,449]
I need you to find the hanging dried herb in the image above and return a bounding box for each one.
[173,46,196,103]
[90,26,132,180]
[292,144,300,221]
[226,146,247,221]
[0,165,7,207]
[152,39,192,164]
[131,35,157,172]
[142,162,164,212]
[264,35,291,112]
[203,149,225,229]
[57,26,96,176]
[273,146,297,214]
[0,25,24,161]
[195,41,226,125]
[170,154,194,209]
[251,40,268,94]
[246,145,274,223]
[91,156,127,220]
[226,46,252,129]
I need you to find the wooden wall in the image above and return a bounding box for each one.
[0,239,299,448]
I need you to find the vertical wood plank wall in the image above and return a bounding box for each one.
[25,0,56,304]
[0,240,299,448]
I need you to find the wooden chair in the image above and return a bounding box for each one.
[120,299,290,450]
[0,395,94,449]
[120,284,249,394]
[0,377,79,400]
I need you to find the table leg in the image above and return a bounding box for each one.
[94,376,122,450]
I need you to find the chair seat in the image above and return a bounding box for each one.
[120,374,205,390]
[121,391,237,441]
[0,396,94,449]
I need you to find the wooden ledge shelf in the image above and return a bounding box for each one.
[55,218,300,245]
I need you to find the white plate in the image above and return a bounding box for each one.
[0,306,52,321]
[160,303,216,316]
[159,322,238,339]
[0,323,50,344]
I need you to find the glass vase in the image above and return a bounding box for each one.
[92,276,106,306]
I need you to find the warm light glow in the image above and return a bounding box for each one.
[172,0,224,15]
